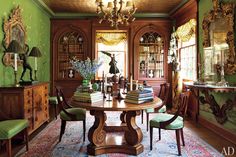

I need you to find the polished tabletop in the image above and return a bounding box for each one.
[71,96,162,111]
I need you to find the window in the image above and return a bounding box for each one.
[96,31,128,79]
[176,19,197,81]
[179,36,197,81]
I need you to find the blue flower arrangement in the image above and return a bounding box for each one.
[70,57,102,80]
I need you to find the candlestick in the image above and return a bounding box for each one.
[130,74,133,91]
[35,57,37,71]
[136,80,138,90]
[14,53,17,71]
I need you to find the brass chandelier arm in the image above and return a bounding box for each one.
[95,0,137,29]
[118,0,123,13]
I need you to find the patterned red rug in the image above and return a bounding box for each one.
[17,112,223,157]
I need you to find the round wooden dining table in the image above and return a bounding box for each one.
[71,96,162,156]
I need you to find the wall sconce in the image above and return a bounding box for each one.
[29,47,42,81]
[6,40,24,86]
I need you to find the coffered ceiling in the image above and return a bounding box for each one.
[33,0,189,18]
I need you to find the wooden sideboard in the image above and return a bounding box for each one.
[0,82,49,134]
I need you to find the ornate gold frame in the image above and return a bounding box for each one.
[2,6,26,66]
[202,0,235,75]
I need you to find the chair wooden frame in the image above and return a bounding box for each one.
[5,128,28,157]
[55,86,86,142]
[0,112,29,157]
[150,91,190,156]
[142,83,170,131]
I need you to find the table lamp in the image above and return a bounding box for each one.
[6,40,24,86]
[29,47,42,81]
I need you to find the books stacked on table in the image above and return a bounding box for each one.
[73,91,103,103]
[125,89,154,104]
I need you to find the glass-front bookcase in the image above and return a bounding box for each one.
[57,31,85,80]
[138,32,164,79]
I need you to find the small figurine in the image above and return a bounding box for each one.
[19,45,33,82]
[101,51,119,74]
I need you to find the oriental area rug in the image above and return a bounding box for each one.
[17,112,223,157]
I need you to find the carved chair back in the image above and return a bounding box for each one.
[158,83,170,106]
[55,86,74,117]
[160,91,190,128]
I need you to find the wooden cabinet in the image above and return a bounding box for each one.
[0,82,49,134]
[51,19,91,98]
[131,20,171,95]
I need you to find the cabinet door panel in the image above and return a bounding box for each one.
[0,93,23,118]
[33,85,47,128]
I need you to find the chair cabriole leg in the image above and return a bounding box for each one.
[6,139,11,157]
[181,128,185,146]
[176,129,181,156]
[150,126,153,150]
[83,119,86,142]
[59,120,66,142]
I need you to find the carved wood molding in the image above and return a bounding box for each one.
[202,0,236,75]
[199,90,235,124]
[88,110,107,146]
[3,5,26,49]
[186,84,236,124]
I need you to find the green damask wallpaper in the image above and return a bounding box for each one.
[0,0,50,86]
[199,0,236,133]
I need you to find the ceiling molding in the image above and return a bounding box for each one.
[134,13,169,18]
[32,0,54,17]
[169,0,189,15]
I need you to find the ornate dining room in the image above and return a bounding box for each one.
[0,0,236,157]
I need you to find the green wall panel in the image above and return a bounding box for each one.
[199,0,236,133]
[0,0,50,86]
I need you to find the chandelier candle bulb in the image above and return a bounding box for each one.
[107,2,113,8]
[130,74,133,91]
[14,53,17,71]
[35,57,37,71]
[126,1,132,7]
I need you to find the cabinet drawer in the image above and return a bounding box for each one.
[25,116,33,132]
[24,89,33,108]
[24,107,33,117]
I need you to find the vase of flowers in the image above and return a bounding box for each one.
[70,57,102,88]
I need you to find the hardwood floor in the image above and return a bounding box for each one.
[184,120,236,154]
[0,113,235,157]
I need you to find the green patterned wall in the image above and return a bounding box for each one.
[0,0,50,86]
[199,0,236,133]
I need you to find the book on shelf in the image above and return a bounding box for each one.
[124,98,153,104]
[128,89,152,95]
[72,96,103,103]
[125,95,154,101]
[73,91,103,103]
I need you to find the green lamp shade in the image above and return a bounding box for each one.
[29,47,42,57]
[6,40,24,53]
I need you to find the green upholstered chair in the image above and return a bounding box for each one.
[150,91,190,156]
[142,83,170,131]
[49,96,59,119]
[0,119,29,157]
[55,86,86,142]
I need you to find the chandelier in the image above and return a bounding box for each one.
[95,0,137,29]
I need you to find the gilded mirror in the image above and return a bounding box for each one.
[202,0,235,75]
[2,6,26,66]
